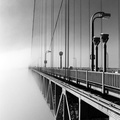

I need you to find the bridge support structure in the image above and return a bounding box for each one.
[32,69,120,120]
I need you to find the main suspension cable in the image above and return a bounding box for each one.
[49,0,64,50]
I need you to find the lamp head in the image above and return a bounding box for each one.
[101,33,109,43]
[44,60,47,64]
[99,12,111,19]
[59,51,63,56]
[93,37,100,45]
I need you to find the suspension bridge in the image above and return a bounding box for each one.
[30,0,120,120]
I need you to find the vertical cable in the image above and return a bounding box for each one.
[101,0,103,68]
[40,0,43,67]
[118,0,120,67]
[58,12,60,60]
[100,0,103,32]
[68,0,69,68]
[57,19,59,67]
[65,0,69,68]
[51,0,54,67]
[60,5,62,51]
[31,0,36,66]
[43,0,45,66]
[73,0,75,67]
[38,1,41,67]
[61,0,64,67]
[88,0,90,68]
[44,0,47,60]
[80,0,82,67]
[41,0,44,67]
[65,0,67,69]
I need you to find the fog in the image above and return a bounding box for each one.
[0,58,54,120]
[0,49,30,71]
[0,0,53,119]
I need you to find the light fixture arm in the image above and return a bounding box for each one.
[91,11,111,71]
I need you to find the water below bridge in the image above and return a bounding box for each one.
[0,68,54,120]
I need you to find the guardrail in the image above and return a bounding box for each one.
[32,67,120,94]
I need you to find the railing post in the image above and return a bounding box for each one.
[76,70,78,84]
[86,70,89,88]
[102,72,105,94]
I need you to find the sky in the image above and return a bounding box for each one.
[0,0,119,69]
[0,0,33,70]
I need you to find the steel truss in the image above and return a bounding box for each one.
[32,69,120,120]
[40,75,79,120]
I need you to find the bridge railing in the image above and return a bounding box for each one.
[87,71,102,85]
[104,72,120,89]
[77,70,86,82]
[33,67,120,94]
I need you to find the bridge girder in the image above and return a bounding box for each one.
[33,69,120,120]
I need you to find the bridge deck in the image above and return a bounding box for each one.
[32,68,120,120]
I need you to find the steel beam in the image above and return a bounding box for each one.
[32,69,120,120]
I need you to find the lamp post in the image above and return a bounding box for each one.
[93,37,100,71]
[101,33,109,72]
[59,51,63,68]
[91,12,111,71]
[44,50,51,67]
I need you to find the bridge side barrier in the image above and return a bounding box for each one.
[77,70,86,83]
[104,73,120,89]
[59,69,65,77]
[68,69,77,81]
[47,68,52,74]
[41,67,45,72]
[54,68,60,76]
[87,71,102,85]
[37,67,120,94]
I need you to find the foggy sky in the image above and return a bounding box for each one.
[0,0,33,53]
[0,0,34,69]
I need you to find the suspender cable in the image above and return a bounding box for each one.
[101,0,103,68]
[51,0,54,67]
[60,4,62,51]
[45,0,47,55]
[57,13,60,61]
[65,0,69,77]
[31,0,36,66]
[73,0,75,67]
[65,0,67,74]
[80,0,82,67]
[66,0,69,68]
[38,1,41,68]
[100,0,103,32]
[40,0,43,67]
[118,0,120,67]
[44,0,47,67]
[60,7,62,51]
[68,0,69,68]
[88,0,90,68]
